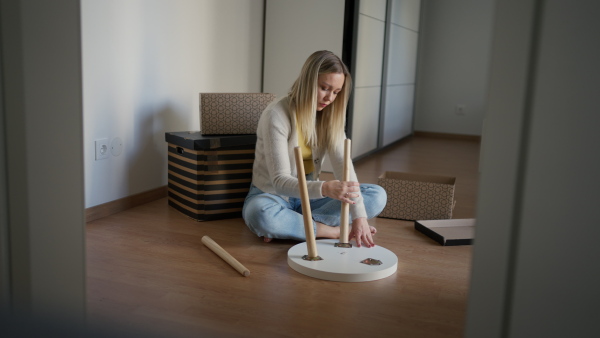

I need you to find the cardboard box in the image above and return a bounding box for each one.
[165,131,256,221]
[377,171,456,221]
[414,218,475,246]
[200,93,276,135]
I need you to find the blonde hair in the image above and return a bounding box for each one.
[288,50,352,152]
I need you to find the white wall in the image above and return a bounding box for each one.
[502,1,600,335]
[467,0,600,337]
[465,0,538,334]
[82,0,264,208]
[0,42,7,313]
[414,0,494,136]
[1,0,85,321]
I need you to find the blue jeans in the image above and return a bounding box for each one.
[242,180,387,241]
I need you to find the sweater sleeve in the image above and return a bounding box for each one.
[259,107,324,199]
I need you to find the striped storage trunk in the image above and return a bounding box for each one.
[165,131,256,221]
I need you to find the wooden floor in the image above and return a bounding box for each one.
[86,135,480,337]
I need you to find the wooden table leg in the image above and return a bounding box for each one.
[294,147,319,259]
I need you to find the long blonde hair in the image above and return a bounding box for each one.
[288,50,352,152]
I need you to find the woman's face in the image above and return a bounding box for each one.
[316,72,345,111]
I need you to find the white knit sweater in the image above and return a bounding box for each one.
[251,96,367,220]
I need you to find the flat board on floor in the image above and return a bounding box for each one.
[414,218,475,246]
[287,239,398,282]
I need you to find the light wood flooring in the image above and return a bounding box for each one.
[86,135,480,337]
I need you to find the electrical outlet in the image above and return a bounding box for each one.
[95,138,109,160]
[455,104,466,116]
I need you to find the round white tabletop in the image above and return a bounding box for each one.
[287,239,398,282]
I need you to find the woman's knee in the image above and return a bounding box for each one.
[243,195,287,232]
[361,184,387,217]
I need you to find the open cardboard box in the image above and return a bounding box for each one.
[378,171,456,221]
[414,218,475,246]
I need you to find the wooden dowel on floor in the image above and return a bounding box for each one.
[339,139,351,244]
[201,236,250,277]
[294,147,319,259]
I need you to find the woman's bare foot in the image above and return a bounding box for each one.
[315,222,340,239]
[262,224,375,242]
[315,223,376,239]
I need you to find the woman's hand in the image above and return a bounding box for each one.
[349,217,376,248]
[322,180,359,204]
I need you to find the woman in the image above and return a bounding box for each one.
[242,50,387,248]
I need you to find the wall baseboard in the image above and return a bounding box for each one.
[414,131,481,142]
[85,186,168,223]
